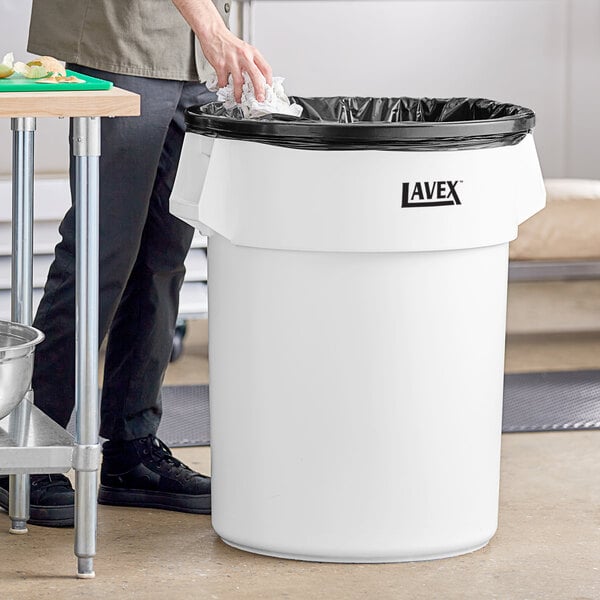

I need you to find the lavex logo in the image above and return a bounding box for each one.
[401,180,462,208]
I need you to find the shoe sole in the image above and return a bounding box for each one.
[97,485,211,515]
[0,486,74,528]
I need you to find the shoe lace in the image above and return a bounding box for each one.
[143,435,197,479]
[31,474,72,490]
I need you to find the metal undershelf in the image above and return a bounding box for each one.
[0,400,74,474]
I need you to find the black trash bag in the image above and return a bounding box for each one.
[185,97,535,151]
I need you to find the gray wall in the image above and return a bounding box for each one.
[569,0,600,178]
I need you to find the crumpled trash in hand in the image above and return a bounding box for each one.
[206,73,303,119]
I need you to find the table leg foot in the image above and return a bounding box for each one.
[77,557,95,579]
[9,520,28,534]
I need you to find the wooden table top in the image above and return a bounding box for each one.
[0,87,140,118]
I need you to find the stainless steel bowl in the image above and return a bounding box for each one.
[0,320,45,420]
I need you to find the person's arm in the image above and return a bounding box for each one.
[172,0,272,102]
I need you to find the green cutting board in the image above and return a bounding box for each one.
[0,70,113,92]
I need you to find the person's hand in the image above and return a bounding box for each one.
[171,0,272,103]
[198,26,272,103]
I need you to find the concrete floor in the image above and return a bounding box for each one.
[1,280,600,599]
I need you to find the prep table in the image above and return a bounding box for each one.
[0,86,139,577]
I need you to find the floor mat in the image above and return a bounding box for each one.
[157,385,210,447]
[66,385,210,448]
[503,370,600,432]
[160,373,600,445]
[67,373,600,448]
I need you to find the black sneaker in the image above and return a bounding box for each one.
[98,435,211,514]
[0,474,75,527]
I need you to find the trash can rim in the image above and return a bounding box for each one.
[185,97,535,149]
[186,113,533,131]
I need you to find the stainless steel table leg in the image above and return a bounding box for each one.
[8,117,36,535]
[72,116,101,579]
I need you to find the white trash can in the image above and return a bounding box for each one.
[170,97,546,563]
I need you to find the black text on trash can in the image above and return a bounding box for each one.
[401,180,463,208]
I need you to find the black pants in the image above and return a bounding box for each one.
[32,65,215,441]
